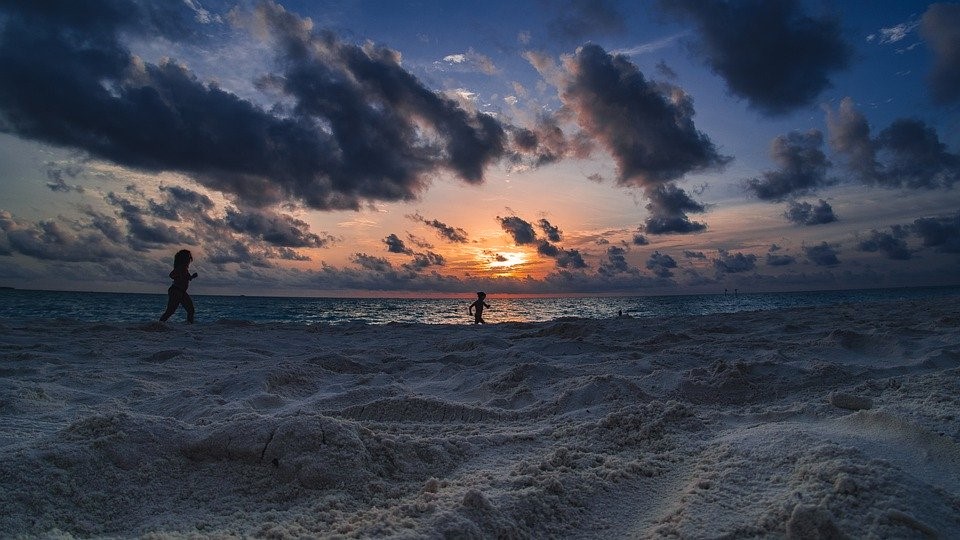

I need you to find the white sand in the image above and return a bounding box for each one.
[2,297,959,538]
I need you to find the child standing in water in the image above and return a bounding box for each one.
[159,249,198,323]
[469,291,490,324]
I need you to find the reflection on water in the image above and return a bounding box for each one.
[0,286,957,325]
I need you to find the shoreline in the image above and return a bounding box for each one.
[2,296,959,536]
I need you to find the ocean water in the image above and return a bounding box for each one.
[1,286,958,325]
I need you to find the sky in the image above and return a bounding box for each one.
[0,0,958,297]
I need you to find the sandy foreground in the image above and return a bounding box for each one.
[1,297,959,538]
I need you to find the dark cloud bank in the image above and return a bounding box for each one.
[0,0,507,211]
[556,43,729,234]
[662,0,851,115]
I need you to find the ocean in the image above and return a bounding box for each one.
[1,286,957,325]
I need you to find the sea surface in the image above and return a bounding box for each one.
[1,286,958,325]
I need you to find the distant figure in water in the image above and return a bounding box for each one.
[469,291,490,324]
[159,249,198,324]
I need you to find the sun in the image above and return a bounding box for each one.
[487,251,527,269]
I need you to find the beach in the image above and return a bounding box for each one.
[2,296,959,538]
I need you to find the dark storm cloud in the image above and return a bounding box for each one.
[646,251,677,278]
[351,253,394,274]
[560,44,729,187]
[921,3,960,104]
[383,233,413,254]
[766,252,796,266]
[683,250,706,259]
[82,208,126,244]
[857,227,912,260]
[913,214,960,253]
[713,250,757,274]
[827,99,960,189]
[498,215,538,245]
[538,219,562,242]
[598,246,636,276]
[0,210,124,262]
[745,130,835,201]
[224,208,334,248]
[661,0,851,115]
[403,251,445,272]
[546,0,626,43]
[804,242,841,266]
[0,1,508,212]
[407,213,469,243]
[536,240,559,257]
[106,192,188,249]
[148,186,215,221]
[643,184,707,235]
[536,239,587,269]
[784,199,837,226]
[632,233,649,246]
[875,120,960,189]
[555,249,587,269]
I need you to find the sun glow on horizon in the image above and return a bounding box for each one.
[486,250,527,269]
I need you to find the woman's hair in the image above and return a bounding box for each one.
[173,249,193,268]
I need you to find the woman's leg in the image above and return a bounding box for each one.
[182,293,195,323]
[159,288,182,322]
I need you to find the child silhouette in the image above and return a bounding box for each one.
[469,291,490,324]
[159,249,198,323]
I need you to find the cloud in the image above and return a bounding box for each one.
[351,253,394,274]
[0,210,125,262]
[384,233,413,254]
[507,115,593,168]
[632,233,649,245]
[440,49,498,75]
[913,214,960,253]
[876,20,920,44]
[825,98,880,181]
[921,3,960,104]
[558,43,729,186]
[224,207,334,248]
[555,249,587,269]
[106,192,191,249]
[683,250,706,259]
[403,251,445,272]
[643,184,707,234]
[598,245,637,276]
[745,130,834,201]
[149,186,215,221]
[528,44,721,235]
[498,215,537,245]
[538,219,562,242]
[45,164,85,193]
[546,0,626,43]
[857,227,912,260]
[407,213,468,243]
[537,241,587,269]
[0,1,508,212]
[661,0,851,115]
[646,251,677,278]
[804,242,841,266]
[875,119,960,189]
[827,98,960,189]
[784,199,837,226]
[766,252,796,266]
[713,249,757,274]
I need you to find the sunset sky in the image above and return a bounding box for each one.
[0,0,958,297]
